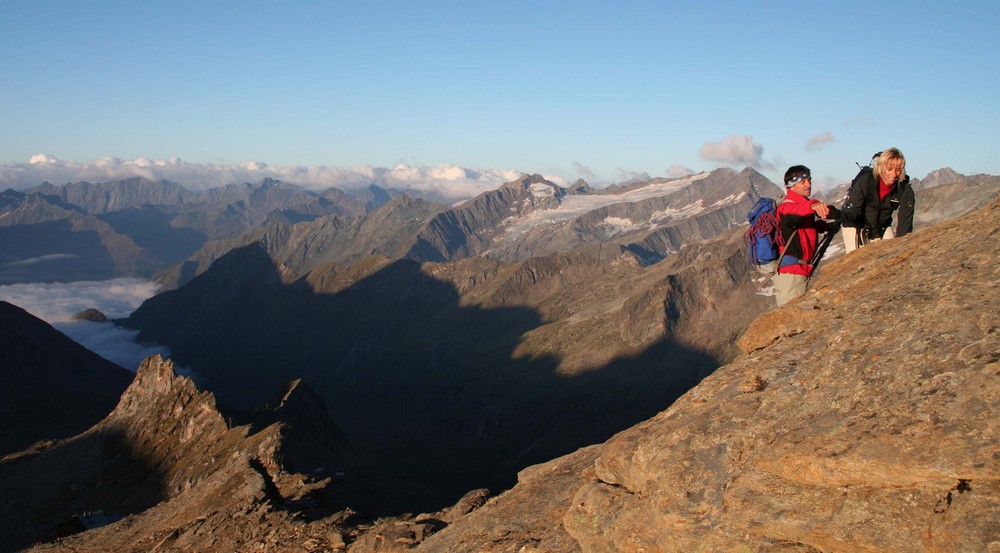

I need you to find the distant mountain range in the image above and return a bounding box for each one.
[4,167,997,287]
[0,177,396,283]
[148,167,782,288]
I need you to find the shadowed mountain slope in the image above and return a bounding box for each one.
[0,301,134,456]
[0,191,159,283]
[123,222,773,505]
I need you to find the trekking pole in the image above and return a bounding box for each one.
[808,220,841,279]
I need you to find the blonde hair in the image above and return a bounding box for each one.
[874,148,906,179]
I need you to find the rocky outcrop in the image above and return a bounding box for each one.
[0,356,259,551]
[418,198,1000,552]
[73,307,108,321]
[2,355,429,552]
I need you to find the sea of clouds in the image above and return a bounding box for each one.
[0,278,172,372]
[0,134,808,200]
[0,155,532,202]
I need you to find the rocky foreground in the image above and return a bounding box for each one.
[417,199,1000,552]
[6,199,998,552]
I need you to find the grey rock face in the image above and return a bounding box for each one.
[407,168,782,265]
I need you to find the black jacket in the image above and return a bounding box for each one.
[841,170,915,237]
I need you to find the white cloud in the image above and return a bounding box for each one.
[665,164,694,178]
[0,278,158,323]
[615,168,650,184]
[572,161,596,180]
[29,154,60,164]
[0,278,170,371]
[4,253,80,267]
[805,132,836,152]
[699,135,767,168]
[0,155,525,202]
[542,173,569,187]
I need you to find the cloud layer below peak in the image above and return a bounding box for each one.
[2,155,529,202]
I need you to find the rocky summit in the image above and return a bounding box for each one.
[1,355,433,553]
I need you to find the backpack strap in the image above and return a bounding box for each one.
[773,198,805,273]
[774,227,800,272]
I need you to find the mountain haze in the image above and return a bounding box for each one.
[5,166,993,286]
[0,177,375,283]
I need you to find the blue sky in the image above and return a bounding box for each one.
[2,0,998,193]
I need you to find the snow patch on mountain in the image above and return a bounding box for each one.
[712,192,746,207]
[498,172,712,241]
[649,200,705,225]
[529,182,557,199]
[600,217,641,236]
[645,192,746,226]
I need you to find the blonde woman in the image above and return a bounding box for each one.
[841,148,915,252]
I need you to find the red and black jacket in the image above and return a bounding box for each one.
[777,190,840,277]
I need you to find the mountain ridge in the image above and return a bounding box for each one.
[416,196,1000,552]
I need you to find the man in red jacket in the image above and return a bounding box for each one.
[773,165,841,306]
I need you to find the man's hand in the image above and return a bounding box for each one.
[811,202,831,219]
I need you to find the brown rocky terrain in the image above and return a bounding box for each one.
[3,355,437,552]
[13,200,996,552]
[418,197,1000,552]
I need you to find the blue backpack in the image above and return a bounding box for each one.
[744,197,784,266]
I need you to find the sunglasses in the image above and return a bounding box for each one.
[786,172,811,186]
